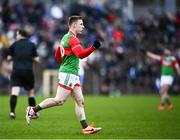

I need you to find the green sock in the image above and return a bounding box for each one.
[33,105,42,112]
[80,120,88,129]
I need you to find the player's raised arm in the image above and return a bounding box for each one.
[69,36,101,59]
[140,47,161,61]
[146,51,161,61]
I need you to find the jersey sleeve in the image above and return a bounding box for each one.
[69,36,80,49]
[173,57,179,66]
[69,36,95,59]
[54,47,62,64]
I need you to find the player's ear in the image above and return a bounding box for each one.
[73,23,76,28]
[73,22,77,28]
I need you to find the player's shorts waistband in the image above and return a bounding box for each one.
[58,72,81,91]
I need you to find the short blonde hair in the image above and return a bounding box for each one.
[68,16,83,26]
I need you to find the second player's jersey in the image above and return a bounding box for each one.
[160,55,178,76]
[59,32,79,75]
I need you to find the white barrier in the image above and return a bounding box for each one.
[43,69,58,96]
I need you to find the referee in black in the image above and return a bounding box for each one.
[7,29,40,119]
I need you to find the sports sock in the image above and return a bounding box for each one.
[80,120,88,129]
[165,98,171,105]
[160,103,165,106]
[33,105,42,112]
[28,97,36,106]
[10,95,17,113]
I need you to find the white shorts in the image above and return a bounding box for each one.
[58,72,80,91]
[160,75,173,86]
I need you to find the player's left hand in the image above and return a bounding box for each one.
[93,40,101,49]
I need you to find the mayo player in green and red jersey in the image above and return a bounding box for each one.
[26,16,102,134]
[146,48,180,110]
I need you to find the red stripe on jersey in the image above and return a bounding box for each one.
[58,83,73,91]
[72,45,81,50]
[74,83,81,87]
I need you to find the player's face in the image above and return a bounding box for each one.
[164,49,172,56]
[75,20,85,34]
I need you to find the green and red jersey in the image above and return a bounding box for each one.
[160,55,178,76]
[54,31,94,76]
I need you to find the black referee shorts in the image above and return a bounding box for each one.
[11,69,34,90]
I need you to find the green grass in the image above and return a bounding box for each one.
[0,95,180,139]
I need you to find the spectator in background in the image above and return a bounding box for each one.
[7,29,40,119]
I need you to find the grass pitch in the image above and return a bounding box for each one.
[0,95,180,139]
